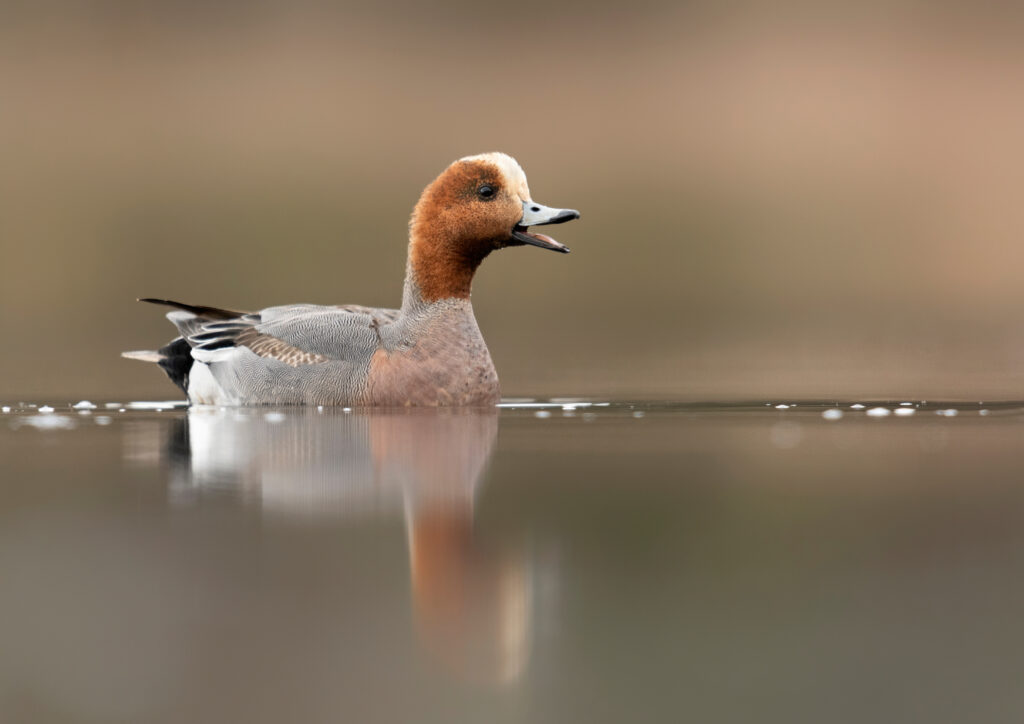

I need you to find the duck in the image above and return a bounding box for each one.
[123,152,580,406]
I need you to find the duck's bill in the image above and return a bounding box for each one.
[512,202,580,253]
[511,228,571,253]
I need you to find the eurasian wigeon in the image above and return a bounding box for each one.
[124,152,580,406]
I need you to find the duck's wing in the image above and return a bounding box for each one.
[126,299,399,402]
[134,298,396,365]
[193,302,399,366]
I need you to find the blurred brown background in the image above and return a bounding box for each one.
[4,1,1024,401]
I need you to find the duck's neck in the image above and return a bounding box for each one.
[401,229,489,314]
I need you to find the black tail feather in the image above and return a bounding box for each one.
[134,298,252,395]
[139,298,247,321]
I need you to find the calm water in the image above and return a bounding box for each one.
[3,399,1024,723]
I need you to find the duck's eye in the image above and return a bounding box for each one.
[477,184,495,200]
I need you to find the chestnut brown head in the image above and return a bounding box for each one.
[408,153,579,301]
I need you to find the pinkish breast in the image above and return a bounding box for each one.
[365,319,500,407]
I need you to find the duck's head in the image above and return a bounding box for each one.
[409,152,579,301]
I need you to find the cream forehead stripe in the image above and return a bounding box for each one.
[458,152,532,201]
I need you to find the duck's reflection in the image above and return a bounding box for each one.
[157,407,530,685]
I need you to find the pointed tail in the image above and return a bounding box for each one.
[122,338,193,395]
[122,350,163,363]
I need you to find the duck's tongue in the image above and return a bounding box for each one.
[511,227,570,253]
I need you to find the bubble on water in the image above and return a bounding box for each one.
[894,408,915,417]
[534,410,552,419]
[979,409,990,416]
[899,402,914,406]
[343,407,352,413]
[317,406,324,413]
[822,408,843,420]
[264,412,286,423]
[73,400,97,410]
[774,404,790,409]
[866,407,891,417]
[936,409,958,417]
[561,403,592,411]
[2,406,10,413]
[850,404,865,410]
[38,406,55,413]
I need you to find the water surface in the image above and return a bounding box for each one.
[3,399,1024,723]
